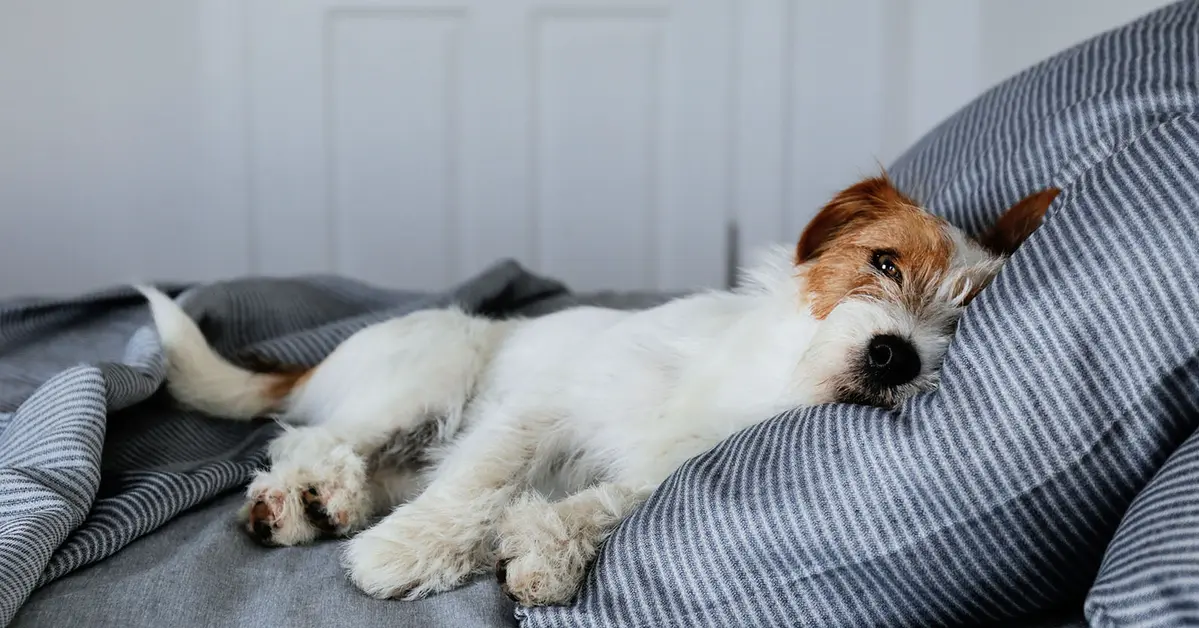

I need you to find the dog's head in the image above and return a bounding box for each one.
[797,176,1058,407]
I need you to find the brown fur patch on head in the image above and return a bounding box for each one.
[796,176,918,263]
[979,187,1060,256]
[797,177,954,319]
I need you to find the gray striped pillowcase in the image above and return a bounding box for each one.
[1086,428,1199,627]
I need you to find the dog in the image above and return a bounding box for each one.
[138,176,1058,607]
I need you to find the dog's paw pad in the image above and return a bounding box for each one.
[301,485,350,536]
[245,492,285,547]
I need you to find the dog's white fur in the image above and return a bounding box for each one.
[137,180,1050,607]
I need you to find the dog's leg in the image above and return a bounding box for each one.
[494,483,652,606]
[242,422,441,547]
[241,308,509,547]
[341,403,546,600]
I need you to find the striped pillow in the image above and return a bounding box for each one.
[1086,428,1199,627]
[521,2,1199,627]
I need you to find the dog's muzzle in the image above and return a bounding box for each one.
[864,334,921,388]
[834,333,924,407]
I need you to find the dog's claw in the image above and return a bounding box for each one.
[495,558,511,583]
[495,558,520,601]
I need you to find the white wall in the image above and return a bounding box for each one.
[0,2,251,297]
[0,0,1176,298]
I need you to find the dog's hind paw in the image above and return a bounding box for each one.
[239,442,373,547]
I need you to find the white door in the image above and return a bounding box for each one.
[248,0,734,292]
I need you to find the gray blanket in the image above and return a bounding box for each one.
[0,262,608,626]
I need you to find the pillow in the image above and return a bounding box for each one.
[520,2,1199,626]
[1086,426,1199,627]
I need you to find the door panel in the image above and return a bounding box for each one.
[248,0,732,291]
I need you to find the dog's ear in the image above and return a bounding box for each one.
[978,188,1060,256]
[796,176,911,263]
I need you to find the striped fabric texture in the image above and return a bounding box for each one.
[1086,427,1199,626]
[0,264,569,627]
[522,2,1199,627]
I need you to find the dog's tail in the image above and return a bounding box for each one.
[136,286,309,420]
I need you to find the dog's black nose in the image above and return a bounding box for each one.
[865,334,921,387]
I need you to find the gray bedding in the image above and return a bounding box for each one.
[0,265,1097,628]
[0,263,668,628]
[0,267,1098,628]
[14,493,519,628]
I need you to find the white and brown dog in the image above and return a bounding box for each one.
[139,176,1057,607]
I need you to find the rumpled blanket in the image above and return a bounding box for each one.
[0,261,572,626]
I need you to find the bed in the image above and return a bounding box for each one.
[0,271,675,628]
[0,269,685,628]
[7,3,1199,627]
[1,273,1096,628]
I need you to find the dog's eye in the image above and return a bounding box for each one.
[871,250,902,282]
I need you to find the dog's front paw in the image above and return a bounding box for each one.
[342,508,483,600]
[494,494,598,607]
[494,551,588,607]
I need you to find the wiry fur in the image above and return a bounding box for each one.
[138,178,1056,607]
